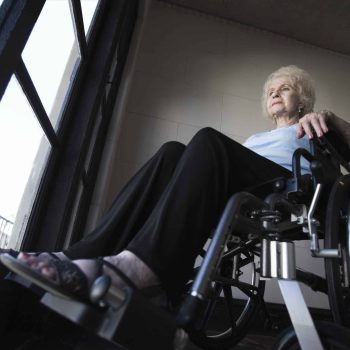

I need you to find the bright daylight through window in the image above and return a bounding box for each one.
[0,0,98,249]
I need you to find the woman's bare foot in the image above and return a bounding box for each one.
[105,250,160,289]
[18,251,69,264]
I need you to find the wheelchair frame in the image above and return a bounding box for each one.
[178,134,350,349]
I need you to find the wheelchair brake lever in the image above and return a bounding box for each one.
[307,183,341,258]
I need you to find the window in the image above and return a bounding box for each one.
[81,0,99,36]
[22,0,78,127]
[0,76,51,248]
[0,0,137,250]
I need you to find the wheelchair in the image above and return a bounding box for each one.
[177,131,350,349]
[1,131,349,350]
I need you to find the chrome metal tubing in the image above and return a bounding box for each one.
[189,192,267,300]
[307,183,322,241]
[278,280,324,350]
[261,239,296,279]
[279,241,296,280]
[308,183,340,258]
[261,238,271,278]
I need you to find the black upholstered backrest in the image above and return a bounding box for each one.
[309,130,350,186]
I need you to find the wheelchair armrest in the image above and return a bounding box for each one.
[291,148,315,193]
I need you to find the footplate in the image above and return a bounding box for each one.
[41,286,179,350]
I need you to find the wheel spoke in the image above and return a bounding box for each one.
[199,282,223,331]
[189,239,264,348]
[223,285,237,334]
[214,275,260,298]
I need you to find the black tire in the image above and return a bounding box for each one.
[272,320,350,350]
[324,174,350,327]
[188,240,265,349]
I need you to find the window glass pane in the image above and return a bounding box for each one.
[0,76,51,249]
[81,0,99,36]
[22,0,80,129]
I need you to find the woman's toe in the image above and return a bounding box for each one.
[18,252,31,261]
[36,260,50,270]
[41,266,56,278]
[25,256,42,268]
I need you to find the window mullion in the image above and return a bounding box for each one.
[69,0,87,60]
[0,0,45,101]
[15,57,59,147]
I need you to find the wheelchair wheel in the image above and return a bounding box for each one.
[324,174,350,327]
[188,239,265,349]
[272,320,350,350]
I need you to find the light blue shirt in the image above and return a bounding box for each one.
[243,124,311,174]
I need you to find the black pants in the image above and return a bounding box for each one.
[64,128,290,299]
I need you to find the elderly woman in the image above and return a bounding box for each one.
[2,65,350,302]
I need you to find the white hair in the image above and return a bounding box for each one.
[262,65,316,120]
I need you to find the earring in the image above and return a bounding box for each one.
[298,105,303,116]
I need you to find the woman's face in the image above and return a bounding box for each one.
[266,77,300,119]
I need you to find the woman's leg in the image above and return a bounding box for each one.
[2,143,186,343]
[14,128,290,301]
[64,141,186,259]
[125,127,291,299]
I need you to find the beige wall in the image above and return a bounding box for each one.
[100,1,350,308]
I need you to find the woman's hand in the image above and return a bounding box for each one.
[296,110,332,139]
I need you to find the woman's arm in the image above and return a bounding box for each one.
[296,110,350,147]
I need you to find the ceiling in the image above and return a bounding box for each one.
[160,0,350,56]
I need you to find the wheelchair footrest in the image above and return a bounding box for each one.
[41,287,180,350]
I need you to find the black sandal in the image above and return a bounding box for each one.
[0,248,60,260]
[99,257,137,290]
[0,253,89,299]
[0,248,20,258]
[0,254,137,301]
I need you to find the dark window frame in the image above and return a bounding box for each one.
[0,0,138,251]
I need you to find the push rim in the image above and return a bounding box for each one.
[189,240,265,349]
[324,174,350,327]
